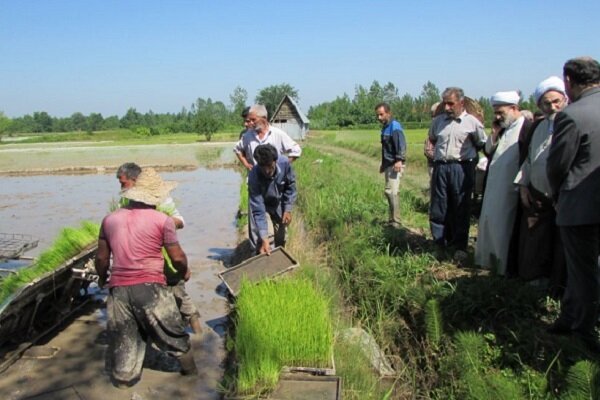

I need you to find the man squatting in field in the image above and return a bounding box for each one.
[248,144,297,255]
[375,102,407,228]
[96,168,197,387]
[234,104,302,251]
[428,87,487,262]
[117,162,202,334]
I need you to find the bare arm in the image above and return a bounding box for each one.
[165,243,189,280]
[95,238,111,288]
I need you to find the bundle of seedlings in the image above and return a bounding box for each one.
[0,221,99,305]
[233,276,334,396]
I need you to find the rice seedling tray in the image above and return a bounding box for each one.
[281,353,336,376]
[0,233,39,261]
[218,247,299,297]
[268,372,342,400]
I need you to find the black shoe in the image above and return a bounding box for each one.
[547,319,572,335]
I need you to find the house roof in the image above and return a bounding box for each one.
[271,94,310,124]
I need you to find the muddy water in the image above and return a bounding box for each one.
[0,167,242,399]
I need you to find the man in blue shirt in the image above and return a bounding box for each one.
[248,144,297,255]
[376,102,407,227]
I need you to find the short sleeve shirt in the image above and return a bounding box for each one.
[99,207,178,287]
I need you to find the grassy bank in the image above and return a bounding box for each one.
[286,130,600,399]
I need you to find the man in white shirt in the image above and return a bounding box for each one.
[233,104,301,251]
[233,104,301,170]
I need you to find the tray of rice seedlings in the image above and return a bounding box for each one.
[233,277,334,397]
[0,221,99,351]
[219,247,299,297]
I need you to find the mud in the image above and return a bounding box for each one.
[0,143,242,399]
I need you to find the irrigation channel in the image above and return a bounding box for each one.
[0,142,243,399]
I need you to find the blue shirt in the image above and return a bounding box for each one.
[381,119,407,168]
[248,156,297,239]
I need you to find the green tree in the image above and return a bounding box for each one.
[0,111,12,134]
[87,113,104,132]
[194,97,224,141]
[71,112,87,131]
[32,111,53,132]
[255,83,299,119]
[120,108,142,129]
[229,86,248,117]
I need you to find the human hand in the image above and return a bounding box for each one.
[282,211,292,225]
[259,239,271,255]
[519,186,533,209]
[393,161,403,173]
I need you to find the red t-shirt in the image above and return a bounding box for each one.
[99,207,178,287]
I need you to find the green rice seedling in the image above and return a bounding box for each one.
[0,221,99,305]
[234,277,333,395]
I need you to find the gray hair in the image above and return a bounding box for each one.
[442,87,465,100]
[249,104,268,119]
[116,162,141,180]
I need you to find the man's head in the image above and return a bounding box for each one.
[375,102,392,125]
[241,106,251,130]
[490,91,521,129]
[253,144,279,177]
[120,167,177,206]
[248,104,270,134]
[563,57,600,100]
[441,87,465,119]
[116,162,142,190]
[534,76,568,118]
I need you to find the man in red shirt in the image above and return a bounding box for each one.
[95,168,197,387]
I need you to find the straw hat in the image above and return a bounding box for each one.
[120,167,177,206]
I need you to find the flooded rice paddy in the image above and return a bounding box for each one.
[0,142,242,399]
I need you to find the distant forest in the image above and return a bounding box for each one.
[0,81,538,135]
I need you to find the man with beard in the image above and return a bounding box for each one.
[429,87,487,261]
[546,57,600,352]
[514,77,568,296]
[475,91,529,275]
[233,104,301,252]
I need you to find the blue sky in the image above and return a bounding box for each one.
[1,0,599,117]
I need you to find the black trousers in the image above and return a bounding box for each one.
[559,224,600,335]
[429,160,475,250]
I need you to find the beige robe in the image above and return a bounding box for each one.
[475,116,525,274]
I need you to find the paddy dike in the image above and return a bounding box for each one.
[0,142,242,399]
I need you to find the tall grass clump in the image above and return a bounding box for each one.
[233,277,333,395]
[0,221,99,305]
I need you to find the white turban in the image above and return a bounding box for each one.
[534,76,566,105]
[490,91,520,106]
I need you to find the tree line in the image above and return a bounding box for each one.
[0,81,538,138]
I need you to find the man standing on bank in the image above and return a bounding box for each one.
[546,57,600,351]
[429,87,487,261]
[375,102,407,228]
[96,168,197,387]
[248,144,297,255]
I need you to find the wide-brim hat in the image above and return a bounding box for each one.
[120,167,177,206]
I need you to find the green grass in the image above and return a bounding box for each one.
[233,277,334,396]
[285,134,600,399]
[0,221,99,305]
